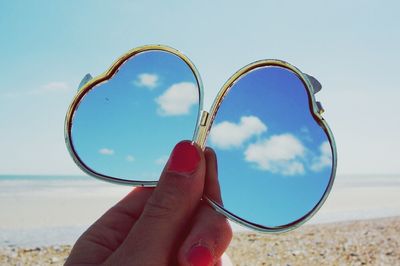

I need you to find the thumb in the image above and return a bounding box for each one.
[107,141,205,265]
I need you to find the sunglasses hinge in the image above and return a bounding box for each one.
[200,110,209,126]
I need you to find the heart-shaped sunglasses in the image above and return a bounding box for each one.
[65,45,337,232]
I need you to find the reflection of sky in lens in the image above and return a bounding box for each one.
[207,66,333,227]
[72,51,199,181]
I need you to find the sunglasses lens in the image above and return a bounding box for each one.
[70,50,200,182]
[206,66,334,228]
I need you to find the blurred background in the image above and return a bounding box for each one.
[1,1,399,265]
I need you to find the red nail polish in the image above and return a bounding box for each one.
[187,245,213,266]
[167,141,200,173]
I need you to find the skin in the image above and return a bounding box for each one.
[65,142,232,265]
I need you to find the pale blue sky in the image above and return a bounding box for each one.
[0,1,399,175]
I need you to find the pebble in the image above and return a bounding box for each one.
[0,217,399,265]
[227,217,400,266]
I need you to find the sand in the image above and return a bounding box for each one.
[1,216,399,266]
[227,217,400,266]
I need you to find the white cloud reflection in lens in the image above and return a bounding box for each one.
[134,73,159,89]
[155,155,169,166]
[209,116,333,176]
[244,134,306,176]
[98,148,115,155]
[311,141,332,172]
[155,82,197,116]
[126,155,135,162]
[210,116,267,149]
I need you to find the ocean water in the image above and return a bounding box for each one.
[1,174,400,247]
[310,174,400,224]
[0,175,128,198]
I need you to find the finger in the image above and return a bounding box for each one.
[65,187,153,265]
[108,141,206,265]
[204,147,222,204]
[178,147,233,266]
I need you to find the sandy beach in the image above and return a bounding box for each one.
[1,175,400,265]
[227,217,400,266]
[0,217,398,265]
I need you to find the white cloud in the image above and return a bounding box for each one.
[244,134,306,176]
[311,141,332,172]
[99,148,114,155]
[135,73,159,89]
[300,126,313,142]
[155,155,168,166]
[126,155,135,162]
[155,82,198,116]
[209,116,267,149]
[3,82,70,98]
[41,82,70,92]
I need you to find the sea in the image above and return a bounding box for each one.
[0,174,400,247]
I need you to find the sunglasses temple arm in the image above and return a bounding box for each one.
[304,73,322,94]
[304,73,325,114]
[77,73,93,91]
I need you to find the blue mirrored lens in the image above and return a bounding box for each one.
[207,66,333,228]
[71,50,200,181]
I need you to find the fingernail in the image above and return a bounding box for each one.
[167,141,200,173]
[187,245,213,266]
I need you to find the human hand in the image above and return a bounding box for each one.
[65,141,232,265]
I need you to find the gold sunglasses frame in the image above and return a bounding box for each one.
[65,44,337,233]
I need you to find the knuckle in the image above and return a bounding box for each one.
[208,208,233,244]
[222,219,233,242]
[212,217,233,243]
[218,215,233,241]
[211,220,233,257]
[143,174,190,220]
[143,196,175,219]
